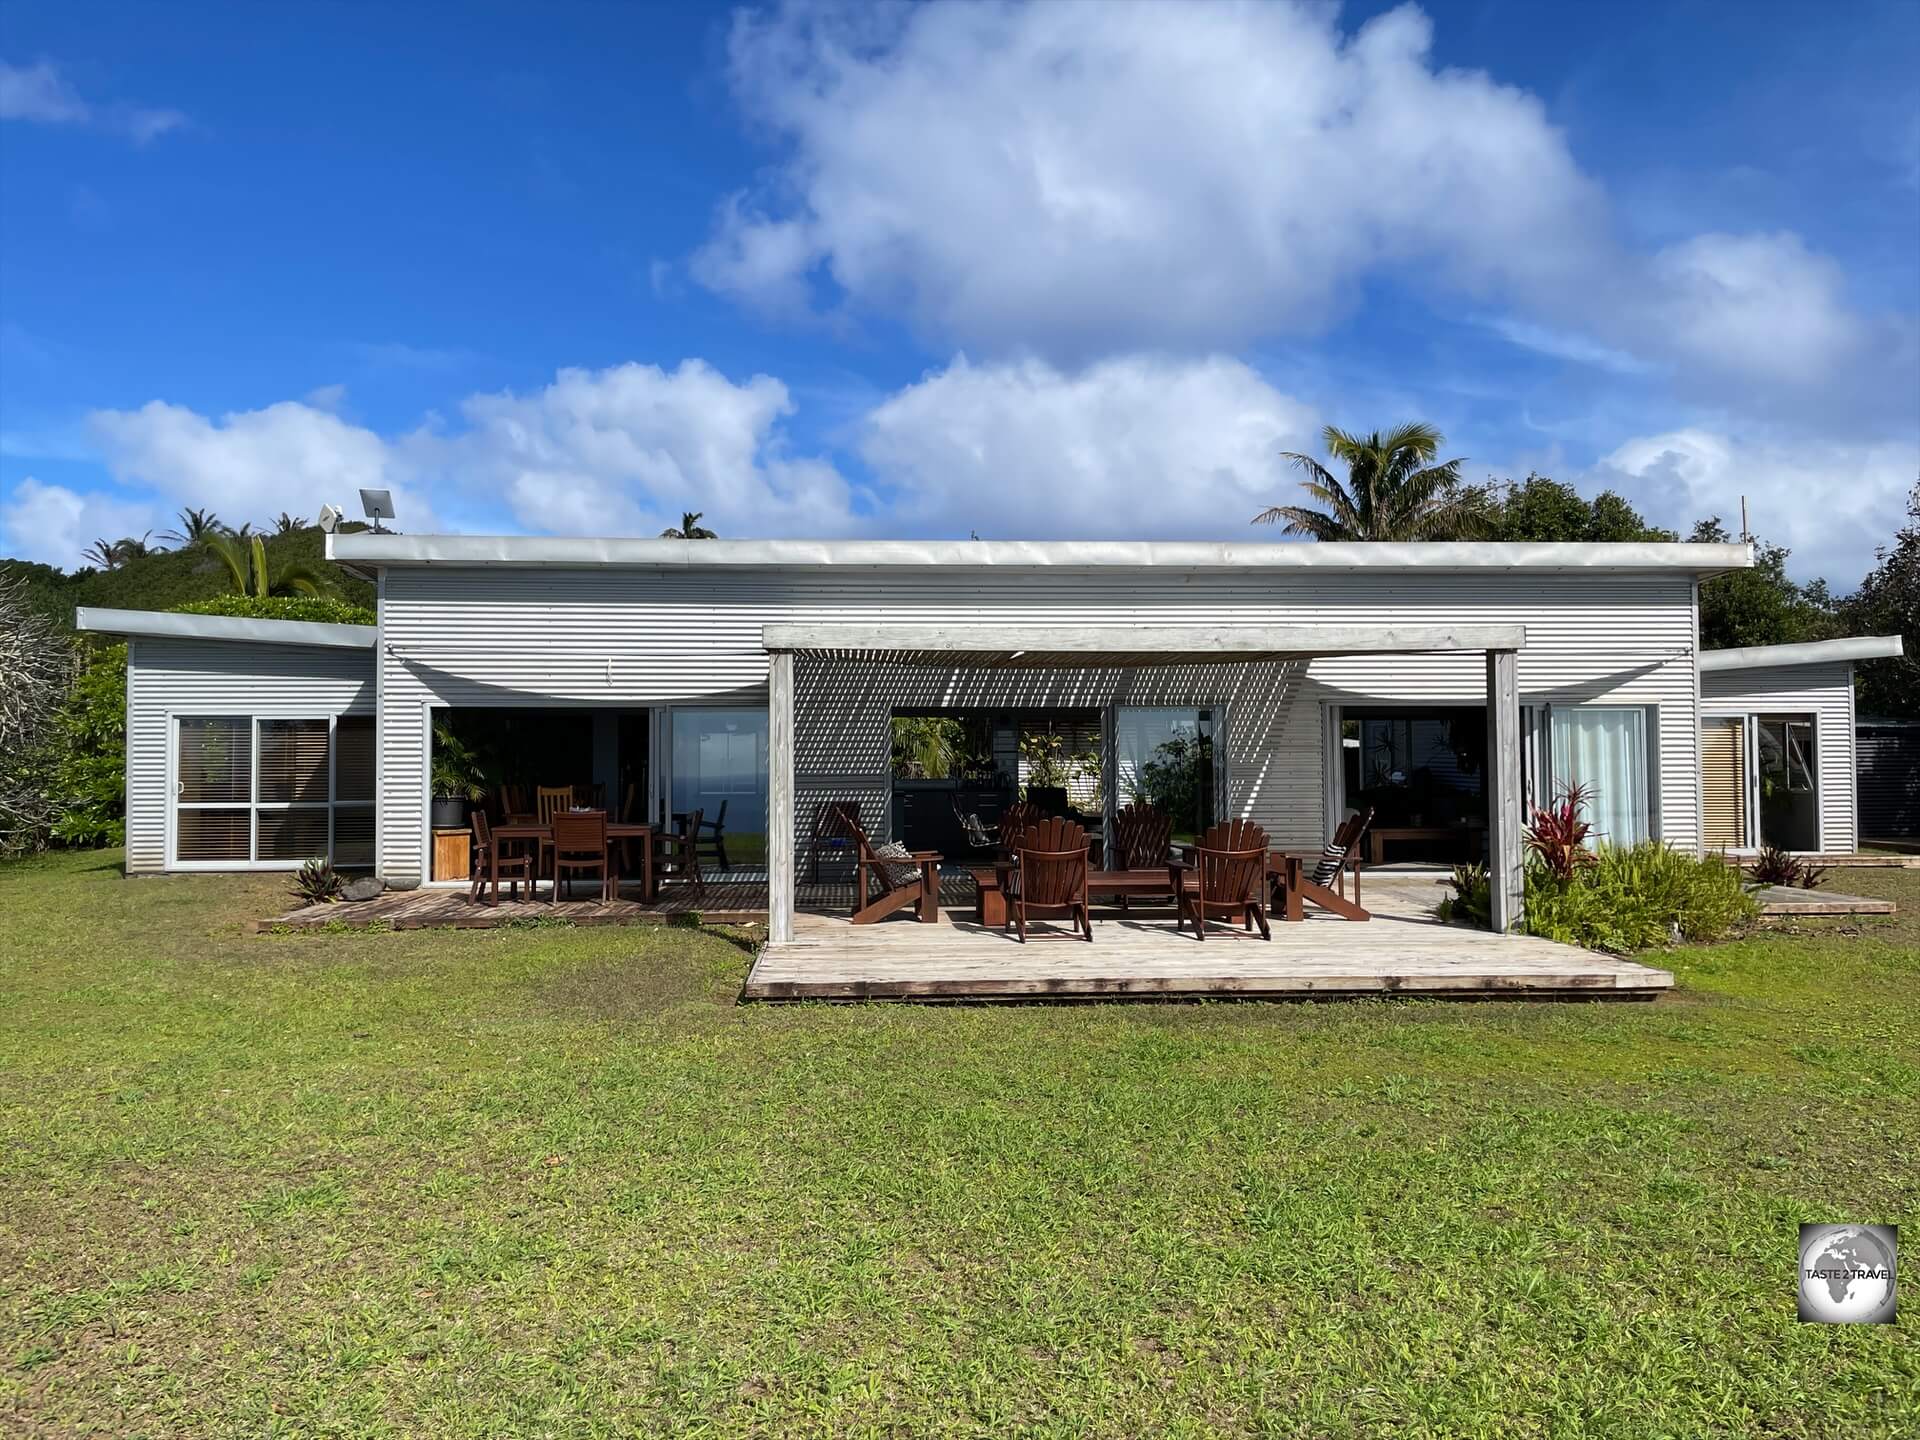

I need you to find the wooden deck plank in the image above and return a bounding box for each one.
[1752,885,1897,915]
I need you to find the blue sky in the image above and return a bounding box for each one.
[3,0,1915,584]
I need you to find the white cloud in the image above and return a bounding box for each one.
[443,360,867,537]
[0,59,88,124]
[0,477,162,568]
[862,354,1317,538]
[1590,428,1918,585]
[0,57,186,144]
[88,399,430,530]
[695,0,1887,404]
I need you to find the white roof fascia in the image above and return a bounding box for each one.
[1699,635,1905,673]
[330,533,1753,575]
[74,606,377,650]
[763,621,1526,660]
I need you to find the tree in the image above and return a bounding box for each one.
[1843,480,1920,718]
[1691,518,1840,650]
[0,572,77,855]
[660,511,718,539]
[1487,474,1676,543]
[1252,423,1491,540]
[272,512,308,536]
[50,643,126,847]
[81,533,155,570]
[160,507,223,545]
[202,531,330,598]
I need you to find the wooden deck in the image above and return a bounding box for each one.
[743,878,1675,1002]
[1752,885,1898,916]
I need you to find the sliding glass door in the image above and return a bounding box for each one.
[1548,706,1650,847]
[171,714,374,868]
[669,708,769,871]
[1115,707,1216,843]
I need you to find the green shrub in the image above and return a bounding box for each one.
[173,595,375,626]
[1525,842,1757,953]
[1436,863,1491,927]
[292,857,343,904]
[49,643,126,848]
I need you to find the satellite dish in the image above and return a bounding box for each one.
[358,488,396,533]
[317,503,345,534]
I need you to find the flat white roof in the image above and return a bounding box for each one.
[330,533,1752,575]
[763,621,1525,667]
[1699,635,1904,673]
[75,606,377,650]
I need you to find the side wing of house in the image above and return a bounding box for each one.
[1700,660,1858,853]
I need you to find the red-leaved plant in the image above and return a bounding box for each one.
[1524,782,1598,881]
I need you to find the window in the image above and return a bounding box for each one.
[1549,707,1651,847]
[670,709,768,871]
[1116,708,1216,842]
[172,715,375,867]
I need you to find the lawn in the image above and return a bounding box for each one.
[2,853,1915,1437]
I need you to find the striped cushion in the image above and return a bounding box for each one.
[1311,841,1346,887]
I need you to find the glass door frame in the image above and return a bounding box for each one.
[168,711,352,871]
[658,702,772,875]
[1706,707,1824,853]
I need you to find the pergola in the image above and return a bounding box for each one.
[761,622,1528,944]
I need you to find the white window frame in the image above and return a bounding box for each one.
[168,712,364,871]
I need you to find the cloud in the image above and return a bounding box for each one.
[0,477,162,568]
[441,360,867,537]
[1589,428,1918,585]
[694,1,1893,408]
[0,57,187,144]
[88,399,431,530]
[862,354,1317,538]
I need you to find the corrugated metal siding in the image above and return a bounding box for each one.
[1701,661,1857,852]
[376,567,1700,881]
[1857,724,1920,840]
[124,637,376,873]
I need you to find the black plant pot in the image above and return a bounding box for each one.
[430,797,468,829]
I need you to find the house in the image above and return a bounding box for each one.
[1699,635,1907,853]
[80,535,1774,937]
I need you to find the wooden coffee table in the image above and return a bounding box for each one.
[972,864,1175,928]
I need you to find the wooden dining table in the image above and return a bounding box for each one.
[491,818,685,902]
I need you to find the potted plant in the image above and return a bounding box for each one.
[430,725,489,828]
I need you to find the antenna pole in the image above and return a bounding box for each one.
[1739,494,1749,541]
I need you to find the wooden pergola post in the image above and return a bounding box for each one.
[1485,648,1524,934]
[768,649,796,945]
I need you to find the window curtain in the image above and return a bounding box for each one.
[1549,707,1649,847]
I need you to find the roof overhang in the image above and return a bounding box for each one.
[1699,635,1905,674]
[330,533,1753,576]
[75,606,377,650]
[761,622,1525,668]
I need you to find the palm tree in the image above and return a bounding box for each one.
[659,511,718,539]
[272,512,308,535]
[202,531,329,598]
[159,507,223,545]
[81,533,155,569]
[1252,423,1490,540]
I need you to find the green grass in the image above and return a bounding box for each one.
[2,851,1915,1437]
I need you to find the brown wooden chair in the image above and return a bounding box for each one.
[469,810,534,906]
[1109,801,1174,910]
[843,811,940,925]
[573,781,607,811]
[535,785,573,823]
[1174,819,1271,941]
[694,798,729,872]
[551,810,616,902]
[1272,808,1374,922]
[808,800,862,881]
[997,801,1045,854]
[1010,816,1092,942]
[655,808,706,897]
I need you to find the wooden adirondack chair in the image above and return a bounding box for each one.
[1112,802,1174,870]
[1174,819,1272,940]
[997,801,1045,853]
[1010,816,1092,942]
[1271,807,1374,922]
[845,812,941,924]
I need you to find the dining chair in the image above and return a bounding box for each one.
[469,810,534,906]
[551,810,616,902]
[656,807,706,896]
